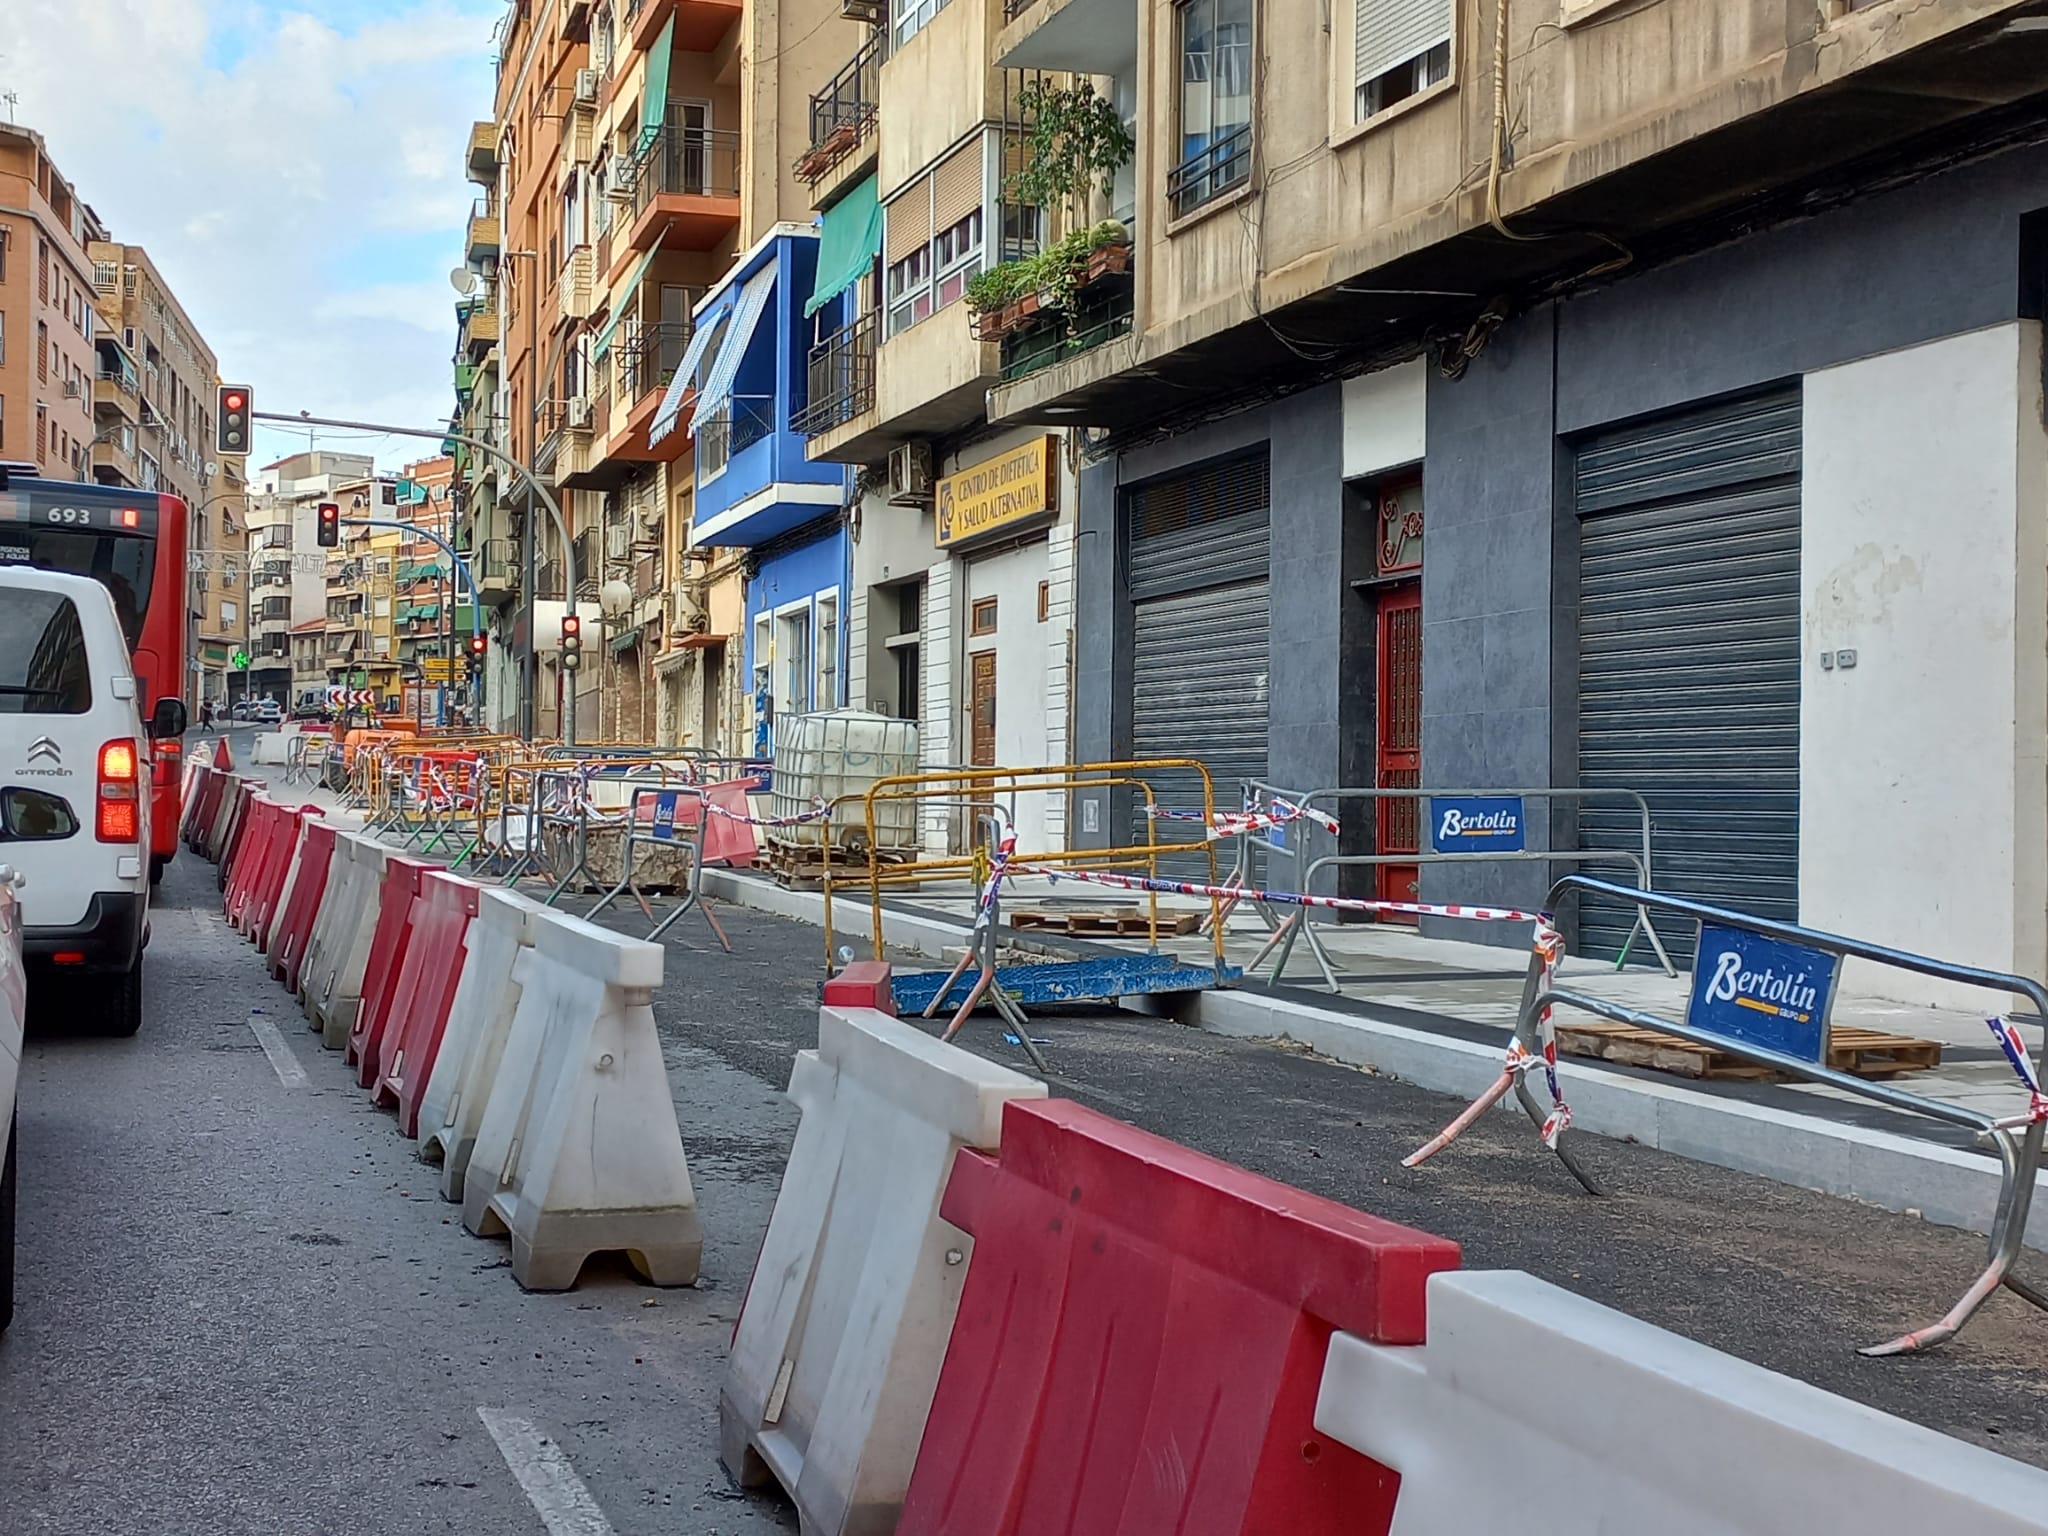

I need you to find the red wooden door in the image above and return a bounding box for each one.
[1375,583,1422,914]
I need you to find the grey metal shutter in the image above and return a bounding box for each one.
[1127,454,1270,872]
[1573,389,1801,963]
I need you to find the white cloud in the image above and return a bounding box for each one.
[0,0,499,468]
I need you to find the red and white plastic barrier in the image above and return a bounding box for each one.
[721,992,1046,1532]
[376,871,482,1135]
[346,855,433,1087]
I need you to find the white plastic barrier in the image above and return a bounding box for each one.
[419,886,544,1200]
[720,1004,1044,1532]
[300,833,389,1050]
[1314,1269,2048,1535]
[460,907,700,1290]
[250,726,300,766]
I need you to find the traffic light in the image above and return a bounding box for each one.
[559,612,582,671]
[316,501,340,548]
[467,633,487,672]
[217,385,252,455]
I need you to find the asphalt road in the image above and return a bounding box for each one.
[10,733,2043,1534]
[0,845,801,1536]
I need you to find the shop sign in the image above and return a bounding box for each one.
[934,436,1058,549]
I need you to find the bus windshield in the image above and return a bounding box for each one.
[0,523,156,651]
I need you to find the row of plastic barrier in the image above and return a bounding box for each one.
[192,760,703,1293]
[714,970,2048,1536]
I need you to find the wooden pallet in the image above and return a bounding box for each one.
[1553,1020,1943,1081]
[762,840,909,889]
[1007,907,1203,937]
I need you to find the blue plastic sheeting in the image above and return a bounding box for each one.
[888,952,1241,1015]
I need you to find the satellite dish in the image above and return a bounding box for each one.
[599,578,634,618]
[449,267,480,296]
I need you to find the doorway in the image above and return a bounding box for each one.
[1375,582,1421,911]
[969,650,997,766]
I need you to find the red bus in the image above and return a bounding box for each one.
[0,465,190,881]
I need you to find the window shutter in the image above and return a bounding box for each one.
[884,178,930,266]
[1355,0,1452,90]
[929,138,984,233]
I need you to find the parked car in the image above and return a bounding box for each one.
[0,566,180,1036]
[249,698,283,725]
[0,862,24,1333]
[228,700,253,722]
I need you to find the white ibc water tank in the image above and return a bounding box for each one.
[770,710,920,851]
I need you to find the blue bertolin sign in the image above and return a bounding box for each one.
[1427,796,1526,854]
[649,791,682,842]
[1686,924,1839,1063]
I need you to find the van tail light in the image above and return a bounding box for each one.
[97,739,141,843]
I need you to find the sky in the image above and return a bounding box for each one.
[0,0,503,475]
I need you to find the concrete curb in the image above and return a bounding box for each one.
[701,866,2048,1255]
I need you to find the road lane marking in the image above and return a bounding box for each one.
[247,1013,307,1088]
[477,1408,616,1536]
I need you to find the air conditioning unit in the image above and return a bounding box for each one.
[840,0,884,20]
[574,68,600,103]
[887,440,934,506]
[605,523,632,561]
[566,396,594,430]
[605,154,636,197]
[667,587,707,631]
[62,379,81,399]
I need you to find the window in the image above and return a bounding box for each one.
[815,592,839,708]
[221,600,238,626]
[1037,580,1050,622]
[891,0,952,51]
[1171,0,1254,217]
[0,588,93,714]
[35,321,46,382]
[884,141,989,337]
[1352,0,1451,123]
[561,173,582,256]
[970,596,997,635]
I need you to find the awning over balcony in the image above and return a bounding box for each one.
[641,17,675,149]
[648,283,738,446]
[689,262,777,439]
[805,172,880,319]
[592,245,661,360]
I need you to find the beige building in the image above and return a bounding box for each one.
[248,451,374,709]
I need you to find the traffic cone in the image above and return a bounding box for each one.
[212,734,235,771]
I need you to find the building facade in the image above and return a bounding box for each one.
[0,123,99,480]
[970,0,2048,1000]
[248,452,374,709]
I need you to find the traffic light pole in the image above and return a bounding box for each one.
[255,409,579,745]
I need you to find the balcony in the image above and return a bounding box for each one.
[619,128,742,265]
[793,312,875,438]
[465,199,501,264]
[466,121,501,184]
[1167,125,1251,221]
[461,296,501,360]
[625,0,742,54]
[474,537,520,603]
[573,528,602,601]
[559,0,591,39]
[93,364,140,423]
[696,395,775,484]
[994,0,1139,74]
[558,246,596,324]
[797,37,880,207]
[597,318,697,468]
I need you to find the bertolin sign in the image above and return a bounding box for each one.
[934,436,1058,549]
[1427,795,1525,854]
[1685,924,1841,1064]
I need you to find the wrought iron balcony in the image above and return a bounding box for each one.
[798,37,880,187]
[793,313,876,436]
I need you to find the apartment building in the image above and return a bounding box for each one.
[327,475,405,705]
[776,0,1086,849]
[248,451,375,709]
[0,123,100,477]
[957,0,2048,1001]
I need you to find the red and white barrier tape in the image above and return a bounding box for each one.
[1148,799,1342,840]
[1986,1016,2048,1130]
[973,829,1019,932]
[703,795,826,828]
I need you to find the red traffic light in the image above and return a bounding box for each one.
[223,391,246,412]
[315,501,340,548]
[560,614,581,639]
[468,634,487,656]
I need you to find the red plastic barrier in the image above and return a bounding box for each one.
[821,960,895,1014]
[897,1100,1461,1536]
[703,779,759,868]
[270,819,340,991]
[186,767,225,853]
[346,855,432,1086]
[224,797,280,929]
[374,871,481,1134]
[214,780,257,888]
[251,806,322,950]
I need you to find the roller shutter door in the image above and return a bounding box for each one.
[1127,453,1269,872]
[1574,389,1802,962]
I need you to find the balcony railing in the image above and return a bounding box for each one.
[698,395,776,480]
[1167,124,1252,220]
[793,313,876,436]
[798,37,880,186]
[628,127,742,224]
[632,552,662,599]
[573,529,602,598]
[619,318,695,404]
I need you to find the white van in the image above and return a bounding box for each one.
[0,567,178,1035]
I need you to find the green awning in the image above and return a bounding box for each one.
[640,17,674,150]
[592,244,661,361]
[806,173,881,319]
